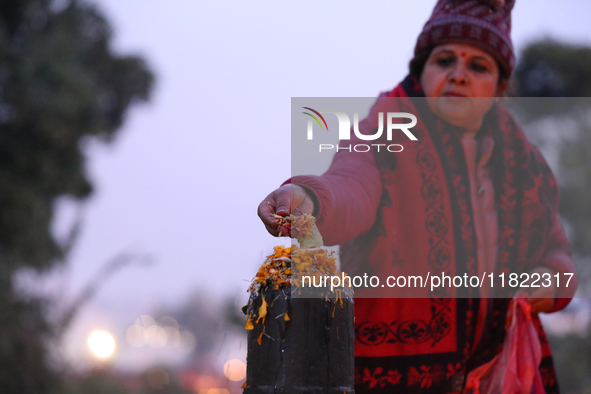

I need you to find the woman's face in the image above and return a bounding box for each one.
[420,43,507,132]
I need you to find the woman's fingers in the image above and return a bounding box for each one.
[527,284,556,314]
[257,196,278,229]
[263,222,280,237]
[258,184,316,237]
[527,297,555,315]
[525,268,556,314]
[274,184,313,216]
[257,185,297,237]
[274,185,292,217]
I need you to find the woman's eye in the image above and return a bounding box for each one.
[436,57,455,67]
[470,62,488,73]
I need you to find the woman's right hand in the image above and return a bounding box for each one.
[257,184,315,237]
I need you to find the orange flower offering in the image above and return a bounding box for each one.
[243,214,351,334]
[246,245,341,296]
[270,213,324,248]
[247,245,293,296]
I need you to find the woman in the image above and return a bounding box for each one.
[258,0,577,392]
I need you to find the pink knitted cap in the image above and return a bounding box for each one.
[415,0,515,77]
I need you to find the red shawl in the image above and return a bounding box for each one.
[292,77,563,393]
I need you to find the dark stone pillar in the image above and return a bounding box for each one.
[244,288,355,394]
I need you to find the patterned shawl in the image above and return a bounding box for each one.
[344,76,561,393]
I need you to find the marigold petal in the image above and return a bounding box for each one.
[256,297,268,324]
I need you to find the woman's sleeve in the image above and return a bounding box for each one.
[283,141,383,246]
[537,212,578,313]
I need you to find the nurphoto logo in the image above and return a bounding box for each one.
[302,107,418,153]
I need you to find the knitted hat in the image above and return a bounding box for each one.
[415,0,515,78]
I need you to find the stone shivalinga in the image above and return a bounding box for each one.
[243,287,355,394]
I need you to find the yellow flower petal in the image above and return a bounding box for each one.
[256,297,267,324]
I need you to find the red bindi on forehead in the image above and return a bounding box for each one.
[461,52,466,57]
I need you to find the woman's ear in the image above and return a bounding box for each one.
[496,79,508,97]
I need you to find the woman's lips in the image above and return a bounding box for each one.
[442,91,468,97]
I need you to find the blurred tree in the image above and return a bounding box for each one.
[0,0,153,393]
[168,291,227,369]
[515,39,591,98]
[513,38,591,393]
[511,39,591,123]
[560,121,591,262]
[513,38,591,276]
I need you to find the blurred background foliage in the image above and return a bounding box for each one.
[0,0,153,392]
[513,39,591,278]
[0,0,590,393]
[512,38,591,393]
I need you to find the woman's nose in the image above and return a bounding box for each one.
[448,65,468,85]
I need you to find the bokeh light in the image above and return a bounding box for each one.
[202,389,229,394]
[124,315,197,351]
[88,331,115,358]
[164,326,181,348]
[223,359,246,381]
[146,325,167,348]
[126,324,147,347]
